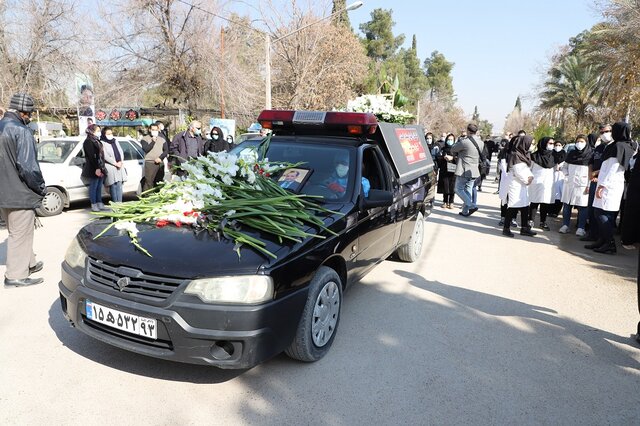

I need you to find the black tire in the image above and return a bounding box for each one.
[36,187,65,217]
[285,266,343,362]
[396,212,424,262]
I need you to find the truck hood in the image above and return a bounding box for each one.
[76,207,348,279]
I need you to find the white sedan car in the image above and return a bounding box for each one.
[36,136,145,216]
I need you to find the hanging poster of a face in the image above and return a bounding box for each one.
[76,73,95,135]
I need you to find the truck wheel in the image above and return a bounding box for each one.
[397,212,424,262]
[285,266,342,362]
[36,187,65,217]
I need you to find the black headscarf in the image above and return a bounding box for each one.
[565,139,593,166]
[531,137,555,169]
[552,143,566,164]
[587,132,598,148]
[507,135,533,171]
[601,121,635,169]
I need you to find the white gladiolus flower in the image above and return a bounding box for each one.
[115,221,139,237]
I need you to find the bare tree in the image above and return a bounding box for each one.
[418,94,467,135]
[96,0,221,110]
[0,0,84,108]
[259,0,368,110]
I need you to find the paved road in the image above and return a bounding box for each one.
[1,179,639,425]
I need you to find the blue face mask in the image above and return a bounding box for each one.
[446,140,454,146]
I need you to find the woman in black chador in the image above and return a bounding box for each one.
[436,133,457,209]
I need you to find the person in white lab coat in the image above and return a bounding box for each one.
[502,135,536,237]
[587,121,635,254]
[529,137,556,230]
[559,135,592,236]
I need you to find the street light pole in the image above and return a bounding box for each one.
[264,1,363,109]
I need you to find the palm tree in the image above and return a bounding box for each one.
[539,54,601,131]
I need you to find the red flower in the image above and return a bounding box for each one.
[156,220,169,227]
[183,211,199,217]
[95,110,107,121]
[109,109,121,121]
[174,221,182,227]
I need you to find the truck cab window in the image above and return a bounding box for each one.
[362,148,387,194]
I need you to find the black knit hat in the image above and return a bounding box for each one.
[9,93,35,113]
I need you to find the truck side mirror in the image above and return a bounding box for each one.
[361,189,393,209]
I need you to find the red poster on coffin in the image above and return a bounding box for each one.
[395,128,427,165]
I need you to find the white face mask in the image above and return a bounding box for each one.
[106,135,114,141]
[426,138,433,143]
[575,142,586,151]
[94,132,101,138]
[546,144,554,151]
[601,132,613,143]
[336,164,349,178]
[151,130,159,137]
[554,146,563,152]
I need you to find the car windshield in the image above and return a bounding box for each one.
[230,139,355,202]
[37,140,78,163]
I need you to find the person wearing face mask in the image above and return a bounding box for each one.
[141,123,169,191]
[582,124,612,241]
[205,126,230,153]
[173,120,206,176]
[528,137,556,230]
[0,93,47,287]
[100,127,127,203]
[81,123,107,212]
[425,132,439,158]
[436,133,457,209]
[502,135,536,237]
[588,121,636,254]
[559,135,592,236]
[547,140,567,218]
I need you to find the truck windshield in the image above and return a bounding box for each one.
[231,140,355,202]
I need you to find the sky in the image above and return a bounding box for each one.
[344,0,603,133]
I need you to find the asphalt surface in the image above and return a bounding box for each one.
[1,177,639,425]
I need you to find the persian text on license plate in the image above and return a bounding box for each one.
[85,300,157,340]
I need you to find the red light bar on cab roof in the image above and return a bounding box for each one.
[257,110,378,135]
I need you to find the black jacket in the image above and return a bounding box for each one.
[205,137,231,153]
[0,111,46,208]
[81,134,105,179]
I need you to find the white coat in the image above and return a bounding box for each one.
[498,158,511,204]
[507,162,533,208]
[561,163,589,207]
[553,164,565,201]
[593,157,626,212]
[528,163,555,204]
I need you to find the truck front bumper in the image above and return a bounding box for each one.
[58,264,308,369]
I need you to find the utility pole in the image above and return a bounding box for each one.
[220,27,226,119]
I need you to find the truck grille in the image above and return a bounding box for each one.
[87,258,185,302]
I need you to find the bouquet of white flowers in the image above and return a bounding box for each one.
[345,95,414,124]
[93,141,337,259]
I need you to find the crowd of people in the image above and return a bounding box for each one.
[426,122,639,258]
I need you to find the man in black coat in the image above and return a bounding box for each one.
[621,155,640,343]
[0,93,46,286]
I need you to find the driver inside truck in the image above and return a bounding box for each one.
[326,153,370,197]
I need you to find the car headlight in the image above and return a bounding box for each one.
[185,275,274,304]
[64,237,87,270]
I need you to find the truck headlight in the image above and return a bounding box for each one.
[64,237,88,270]
[185,275,274,304]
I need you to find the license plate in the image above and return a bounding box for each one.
[85,299,157,340]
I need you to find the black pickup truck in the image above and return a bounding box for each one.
[58,110,436,369]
